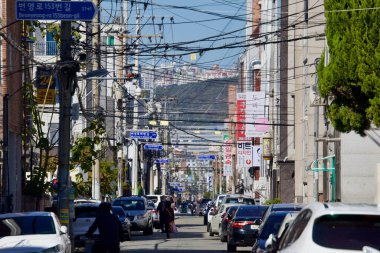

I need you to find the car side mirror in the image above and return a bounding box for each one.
[265,233,278,253]
[255,219,262,225]
[60,225,68,234]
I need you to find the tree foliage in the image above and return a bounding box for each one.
[318,0,380,136]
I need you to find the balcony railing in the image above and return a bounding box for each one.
[34,41,58,56]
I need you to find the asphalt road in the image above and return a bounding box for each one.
[76,213,252,253]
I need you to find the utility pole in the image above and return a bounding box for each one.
[219,151,222,194]
[92,0,101,201]
[57,18,76,239]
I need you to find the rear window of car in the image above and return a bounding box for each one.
[225,198,255,205]
[75,206,98,218]
[312,214,380,250]
[235,206,267,217]
[146,196,158,203]
[0,216,56,236]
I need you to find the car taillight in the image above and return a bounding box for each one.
[232,221,254,229]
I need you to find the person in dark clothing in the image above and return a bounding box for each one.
[157,196,166,232]
[85,202,123,253]
[161,200,174,238]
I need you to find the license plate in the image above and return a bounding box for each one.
[250,225,259,229]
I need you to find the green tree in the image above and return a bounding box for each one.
[100,160,118,198]
[318,0,380,136]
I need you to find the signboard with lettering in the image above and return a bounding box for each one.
[16,0,97,21]
[36,66,56,104]
[143,144,163,150]
[130,131,157,139]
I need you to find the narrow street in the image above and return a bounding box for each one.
[76,214,252,253]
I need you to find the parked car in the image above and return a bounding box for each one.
[111,206,131,241]
[209,203,238,237]
[260,203,303,223]
[215,194,227,210]
[220,205,239,242]
[221,194,256,205]
[226,205,268,252]
[147,200,161,229]
[252,211,299,253]
[265,203,380,253]
[112,196,154,235]
[72,202,100,246]
[0,211,71,253]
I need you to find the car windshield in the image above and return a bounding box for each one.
[260,213,288,239]
[0,216,56,236]
[75,207,98,218]
[114,200,145,211]
[235,206,267,217]
[112,208,125,217]
[312,214,380,250]
[225,198,255,205]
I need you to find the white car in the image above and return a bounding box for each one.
[266,202,380,253]
[72,203,100,246]
[209,203,237,236]
[0,211,71,253]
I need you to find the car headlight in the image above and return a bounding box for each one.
[42,244,64,253]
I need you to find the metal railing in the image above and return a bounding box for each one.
[34,41,58,56]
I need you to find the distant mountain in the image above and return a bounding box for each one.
[155,77,238,128]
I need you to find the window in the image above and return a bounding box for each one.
[75,206,98,218]
[114,200,145,211]
[0,216,56,236]
[312,214,380,250]
[49,123,59,146]
[279,209,312,250]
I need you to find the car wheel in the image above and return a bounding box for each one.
[220,234,227,242]
[227,242,236,252]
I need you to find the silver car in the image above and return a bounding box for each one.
[112,196,154,235]
[72,203,100,246]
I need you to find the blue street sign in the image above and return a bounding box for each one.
[198,155,216,160]
[16,1,97,21]
[130,131,157,139]
[156,159,169,164]
[144,144,163,150]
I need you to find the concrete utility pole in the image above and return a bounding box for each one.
[92,0,101,201]
[57,18,76,237]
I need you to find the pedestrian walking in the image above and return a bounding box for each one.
[157,196,166,232]
[161,200,175,238]
[85,202,123,253]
